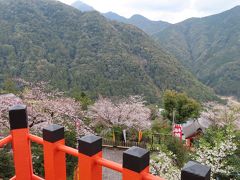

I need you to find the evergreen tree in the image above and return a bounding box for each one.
[163,90,201,123]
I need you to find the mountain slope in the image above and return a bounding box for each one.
[127,14,170,35]
[0,0,217,103]
[154,6,240,98]
[71,0,94,12]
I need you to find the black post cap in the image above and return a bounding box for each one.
[123,146,149,173]
[181,161,211,180]
[78,135,102,156]
[43,124,64,143]
[9,104,28,130]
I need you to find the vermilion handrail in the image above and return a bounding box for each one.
[10,174,44,180]
[0,135,12,147]
[3,104,168,180]
[96,157,123,172]
[0,134,166,180]
[1,132,167,180]
[28,133,125,175]
[1,104,211,180]
[28,134,44,145]
[9,175,16,180]
[58,144,124,173]
[32,174,45,180]
[57,144,79,157]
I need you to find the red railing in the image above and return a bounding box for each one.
[0,104,165,180]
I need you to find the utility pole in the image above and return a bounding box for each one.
[172,109,176,136]
[172,109,176,124]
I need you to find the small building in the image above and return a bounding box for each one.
[182,118,212,147]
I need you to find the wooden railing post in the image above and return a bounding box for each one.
[181,161,211,180]
[9,104,33,179]
[122,146,150,180]
[78,135,102,180]
[43,124,66,180]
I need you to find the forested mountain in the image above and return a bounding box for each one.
[154,6,240,98]
[0,0,217,103]
[103,13,171,35]
[71,1,170,35]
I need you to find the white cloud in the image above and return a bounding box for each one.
[58,0,240,23]
[125,0,191,12]
[192,0,240,13]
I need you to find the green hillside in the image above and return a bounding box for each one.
[0,0,217,103]
[154,6,240,98]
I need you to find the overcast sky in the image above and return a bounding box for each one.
[58,0,240,23]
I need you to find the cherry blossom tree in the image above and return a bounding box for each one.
[88,96,151,130]
[194,125,238,179]
[0,94,23,132]
[202,98,240,129]
[0,81,93,136]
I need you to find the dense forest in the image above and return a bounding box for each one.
[154,6,240,99]
[0,0,217,103]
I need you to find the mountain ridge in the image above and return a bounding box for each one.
[154,5,240,99]
[71,0,171,35]
[0,0,218,103]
